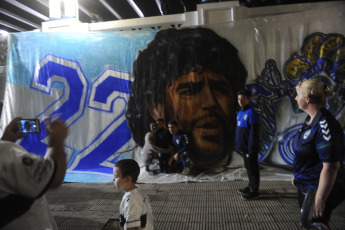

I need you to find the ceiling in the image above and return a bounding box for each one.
[0,0,204,33]
[0,0,334,33]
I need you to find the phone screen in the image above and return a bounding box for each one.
[18,119,40,133]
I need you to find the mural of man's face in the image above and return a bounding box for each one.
[166,69,235,167]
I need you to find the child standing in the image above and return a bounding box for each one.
[113,159,154,230]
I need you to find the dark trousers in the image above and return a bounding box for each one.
[158,153,170,172]
[298,176,345,227]
[170,152,191,173]
[179,151,191,167]
[244,152,260,192]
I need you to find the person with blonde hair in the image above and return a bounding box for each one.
[291,78,345,228]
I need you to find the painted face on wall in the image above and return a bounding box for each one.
[166,69,235,168]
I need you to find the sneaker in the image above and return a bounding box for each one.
[148,170,159,176]
[241,191,259,200]
[182,167,190,175]
[238,187,251,194]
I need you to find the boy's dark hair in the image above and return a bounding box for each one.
[115,159,140,183]
[237,89,251,98]
[168,120,178,127]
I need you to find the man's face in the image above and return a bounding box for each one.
[166,69,235,167]
[150,123,158,133]
[168,123,178,135]
[156,120,164,129]
[113,167,126,191]
[237,94,250,108]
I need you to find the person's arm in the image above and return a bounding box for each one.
[44,120,68,188]
[314,161,339,218]
[176,134,189,155]
[291,175,298,188]
[248,111,260,155]
[147,133,170,154]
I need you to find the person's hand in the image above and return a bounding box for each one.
[314,197,325,218]
[1,117,26,142]
[291,176,297,187]
[174,153,179,161]
[46,119,68,147]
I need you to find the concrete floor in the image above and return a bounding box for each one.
[46,180,345,230]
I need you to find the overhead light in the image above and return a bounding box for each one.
[154,0,163,15]
[0,8,40,28]
[78,4,91,18]
[0,20,25,32]
[0,29,9,36]
[48,0,79,20]
[99,0,122,20]
[127,0,144,18]
[5,0,49,20]
[49,0,61,19]
[64,0,78,19]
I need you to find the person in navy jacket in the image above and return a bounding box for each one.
[291,78,345,228]
[168,120,192,175]
[235,90,260,200]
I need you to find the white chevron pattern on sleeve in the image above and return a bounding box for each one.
[320,119,331,141]
[322,129,330,135]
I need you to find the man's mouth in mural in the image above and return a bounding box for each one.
[191,115,228,166]
[194,117,224,137]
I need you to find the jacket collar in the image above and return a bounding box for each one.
[306,107,326,128]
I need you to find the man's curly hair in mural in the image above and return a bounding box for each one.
[126,27,247,168]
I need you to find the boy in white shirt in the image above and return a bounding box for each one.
[113,159,154,230]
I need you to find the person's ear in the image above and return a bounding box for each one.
[124,175,131,183]
[146,101,165,121]
[305,96,309,104]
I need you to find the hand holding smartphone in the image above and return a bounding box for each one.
[17,119,41,134]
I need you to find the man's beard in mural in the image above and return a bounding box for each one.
[178,110,235,168]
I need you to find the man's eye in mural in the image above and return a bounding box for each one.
[210,81,231,95]
[177,82,203,96]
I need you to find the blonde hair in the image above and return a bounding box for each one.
[296,79,333,106]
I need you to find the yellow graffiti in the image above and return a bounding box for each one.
[331,46,345,63]
[286,59,310,80]
[320,37,343,58]
[304,36,322,63]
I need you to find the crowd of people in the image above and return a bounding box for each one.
[137,78,345,229]
[1,25,344,229]
[1,78,345,230]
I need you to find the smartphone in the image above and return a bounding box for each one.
[17,119,41,134]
